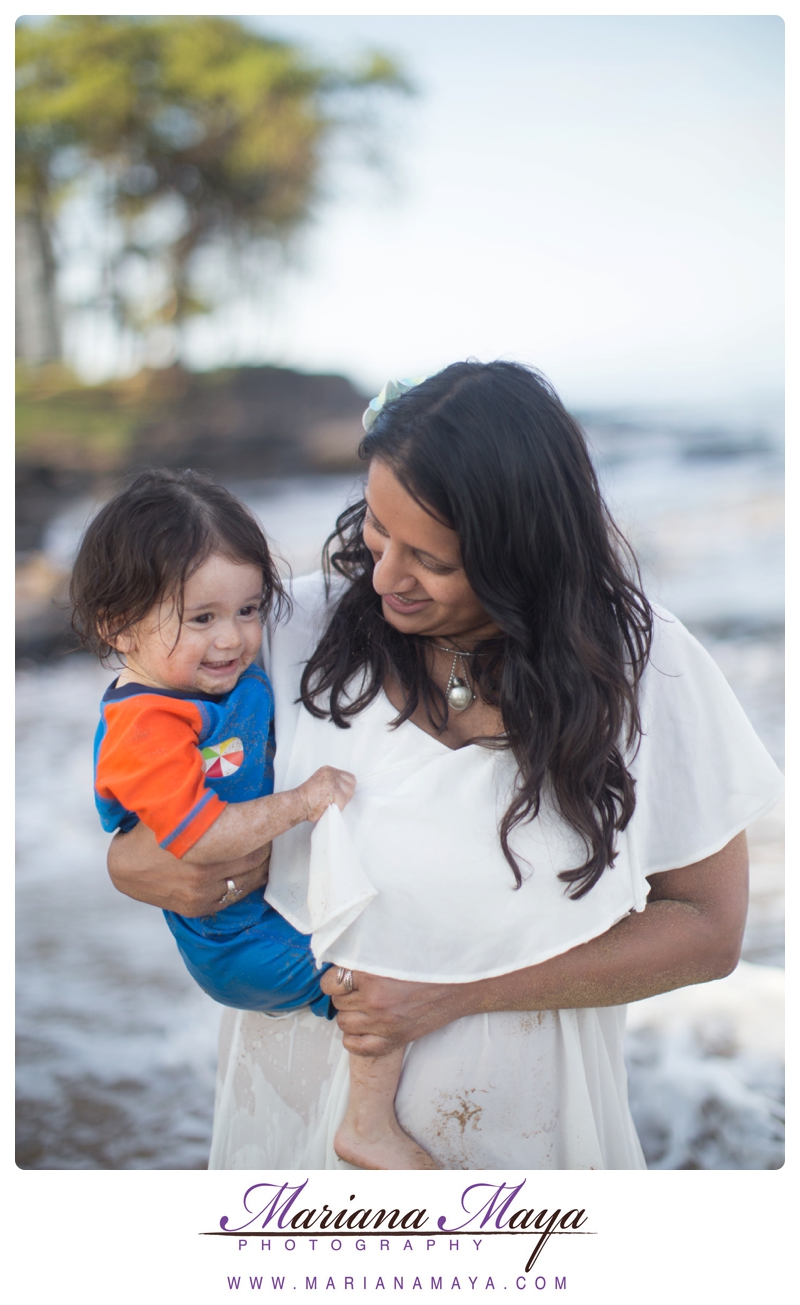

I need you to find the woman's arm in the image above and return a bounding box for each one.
[107,819,272,915]
[324,832,749,1056]
[108,767,353,904]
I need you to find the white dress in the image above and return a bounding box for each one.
[208,574,783,1170]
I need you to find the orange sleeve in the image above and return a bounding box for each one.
[96,695,227,857]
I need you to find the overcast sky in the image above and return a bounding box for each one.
[178,14,783,412]
[47,13,782,412]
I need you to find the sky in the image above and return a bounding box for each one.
[178,14,784,411]
[47,13,784,412]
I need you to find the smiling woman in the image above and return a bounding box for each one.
[361,460,505,748]
[108,362,783,1170]
[365,461,496,625]
[303,363,653,891]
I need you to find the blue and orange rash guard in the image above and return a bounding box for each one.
[93,664,276,855]
[93,664,331,1019]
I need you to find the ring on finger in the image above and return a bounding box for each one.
[220,877,240,906]
[336,967,355,993]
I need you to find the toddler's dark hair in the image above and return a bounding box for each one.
[70,467,287,662]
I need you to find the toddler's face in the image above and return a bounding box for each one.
[114,553,264,696]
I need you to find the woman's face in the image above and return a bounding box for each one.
[363,458,500,641]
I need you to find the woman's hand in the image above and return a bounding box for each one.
[324,832,749,1053]
[107,819,271,916]
[321,970,470,1056]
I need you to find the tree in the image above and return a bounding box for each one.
[16,16,409,368]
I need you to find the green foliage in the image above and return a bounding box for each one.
[15,362,187,469]
[17,384,141,471]
[16,16,410,343]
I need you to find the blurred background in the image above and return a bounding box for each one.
[16,15,784,1170]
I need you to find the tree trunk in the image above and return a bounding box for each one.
[16,207,61,364]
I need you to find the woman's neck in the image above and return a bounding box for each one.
[379,634,505,751]
[425,633,505,653]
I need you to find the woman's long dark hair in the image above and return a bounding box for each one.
[300,361,653,898]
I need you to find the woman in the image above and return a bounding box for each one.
[108,361,782,1169]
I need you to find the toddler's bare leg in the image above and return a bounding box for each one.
[334,1047,439,1170]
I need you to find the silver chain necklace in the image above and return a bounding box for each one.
[430,643,478,713]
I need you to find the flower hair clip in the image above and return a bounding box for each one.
[362,377,427,432]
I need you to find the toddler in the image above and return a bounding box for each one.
[70,467,436,1170]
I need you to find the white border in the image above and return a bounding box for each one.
[10,5,792,1302]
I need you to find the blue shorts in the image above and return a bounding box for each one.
[163,890,333,1019]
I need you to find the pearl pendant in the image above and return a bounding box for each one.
[447,678,474,712]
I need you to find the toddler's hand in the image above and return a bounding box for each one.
[297,766,356,823]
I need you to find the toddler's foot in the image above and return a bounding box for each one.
[334,1116,439,1170]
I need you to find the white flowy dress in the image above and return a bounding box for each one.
[208,573,783,1171]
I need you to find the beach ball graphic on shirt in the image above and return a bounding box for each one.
[202,737,244,778]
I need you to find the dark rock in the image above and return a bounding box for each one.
[15,552,77,663]
[131,365,368,479]
[16,466,98,555]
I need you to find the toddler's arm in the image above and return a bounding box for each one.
[96,693,355,865]
[181,766,355,864]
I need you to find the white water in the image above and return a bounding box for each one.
[17,413,784,1168]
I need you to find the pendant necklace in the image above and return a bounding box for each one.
[431,643,478,713]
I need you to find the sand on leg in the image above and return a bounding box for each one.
[334,1045,439,1170]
